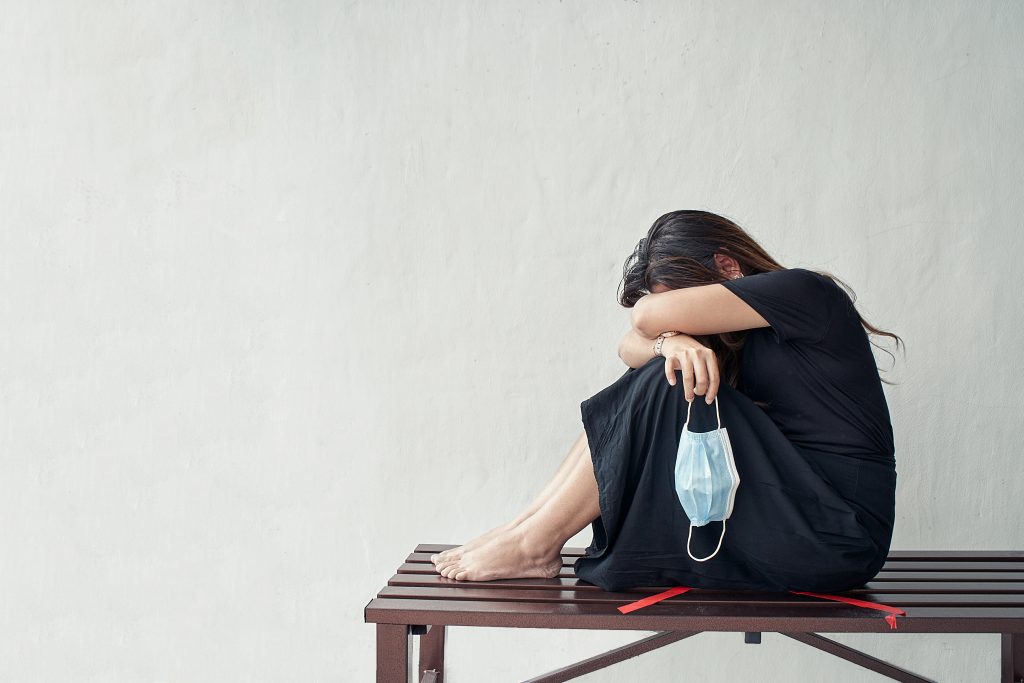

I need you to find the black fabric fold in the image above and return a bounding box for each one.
[573,357,896,593]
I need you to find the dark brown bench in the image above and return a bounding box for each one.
[364,544,1024,682]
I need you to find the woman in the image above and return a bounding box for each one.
[431,210,899,593]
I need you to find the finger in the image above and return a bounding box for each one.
[690,348,709,397]
[706,351,721,403]
[681,354,695,402]
[664,355,677,385]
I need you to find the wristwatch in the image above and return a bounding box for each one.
[653,331,679,356]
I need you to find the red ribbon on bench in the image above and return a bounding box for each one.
[790,590,907,630]
[617,586,691,614]
[617,587,906,629]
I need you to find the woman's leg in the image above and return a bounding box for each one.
[430,431,589,565]
[436,435,601,581]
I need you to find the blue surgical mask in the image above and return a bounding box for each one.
[674,397,740,562]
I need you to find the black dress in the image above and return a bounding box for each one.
[573,268,898,593]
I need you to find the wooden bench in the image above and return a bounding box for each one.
[364,544,1024,682]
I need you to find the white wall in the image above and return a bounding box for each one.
[2,1,1022,680]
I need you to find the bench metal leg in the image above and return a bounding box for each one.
[781,633,935,683]
[522,630,699,683]
[1003,633,1024,683]
[376,624,411,683]
[419,625,446,683]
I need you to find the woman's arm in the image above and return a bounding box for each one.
[617,327,661,368]
[631,283,770,339]
[618,326,724,402]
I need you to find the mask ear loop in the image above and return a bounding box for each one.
[687,520,726,562]
[682,395,721,432]
[683,395,725,562]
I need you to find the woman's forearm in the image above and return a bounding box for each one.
[618,327,662,368]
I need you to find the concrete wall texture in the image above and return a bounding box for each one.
[2,1,1022,680]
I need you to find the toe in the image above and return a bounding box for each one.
[453,564,476,581]
[433,552,457,566]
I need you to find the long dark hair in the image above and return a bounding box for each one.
[619,210,903,387]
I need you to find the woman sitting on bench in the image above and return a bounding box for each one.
[430,209,901,593]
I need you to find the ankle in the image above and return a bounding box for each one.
[507,514,530,529]
[513,520,564,559]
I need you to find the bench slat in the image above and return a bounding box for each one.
[365,597,1024,633]
[395,562,1024,582]
[414,544,1024,561]
[406,553,1024,572]
[878,562,1024,571]
[387,573,1024,595]
[398,562,580,577]
[377,585,1024,607]
[408,553,578,567]
[406,554,1024,571]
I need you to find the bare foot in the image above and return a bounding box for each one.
[430,521,517,567]
[436,527,563,582]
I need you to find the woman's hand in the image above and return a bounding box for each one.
[660,334,721,404]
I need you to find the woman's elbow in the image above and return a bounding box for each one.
[631,300,657,337]
[617,338,629,363]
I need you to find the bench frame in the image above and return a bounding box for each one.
[365,545,1024,682]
